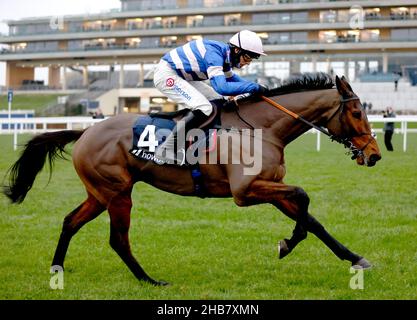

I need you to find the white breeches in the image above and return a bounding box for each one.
[153,59,222,116]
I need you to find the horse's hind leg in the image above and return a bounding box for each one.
[108,190,168,286]
[241,180,370,268]
[275,192,370,268]
[52,193,105,268]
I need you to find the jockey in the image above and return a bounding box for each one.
[153,29,268,164]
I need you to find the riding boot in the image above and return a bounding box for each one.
[155,110,208,165]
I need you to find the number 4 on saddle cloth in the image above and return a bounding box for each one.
[129,99,223,167]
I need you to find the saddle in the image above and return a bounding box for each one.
[129,99,224,166]
[148,100,221,130]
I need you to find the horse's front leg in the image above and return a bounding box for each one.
[238,180,371,268]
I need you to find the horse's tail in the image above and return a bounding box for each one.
[3,129,85,204]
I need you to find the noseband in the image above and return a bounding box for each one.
[327,96,374,160]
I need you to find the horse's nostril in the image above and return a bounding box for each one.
[369,154,381,163]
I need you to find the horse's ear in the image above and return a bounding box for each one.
[335,75,344,95]
[336,75,351,96]
[341,76,353,92]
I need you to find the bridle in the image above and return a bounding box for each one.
[326,96,375,160]
[260,95,375,161]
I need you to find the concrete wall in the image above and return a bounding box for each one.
[48,66,61,88]
[96,89,119,115]
[6,62,35,87]
[96,87,163,115]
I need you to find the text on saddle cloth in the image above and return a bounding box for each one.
[129,115,217,165]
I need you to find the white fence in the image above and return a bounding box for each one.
[0,117,106,150]
[0,115,416,152]
[313,115,417,152]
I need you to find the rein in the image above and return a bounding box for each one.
[260,95,370,160]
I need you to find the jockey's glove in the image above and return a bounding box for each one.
[255,84,269,97]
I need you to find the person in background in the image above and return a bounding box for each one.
[382,107,396,151]
[363,101,368,113]
[93,108,105,119]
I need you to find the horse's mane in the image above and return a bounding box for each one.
[266,72,335,96]
[237,72,335,104]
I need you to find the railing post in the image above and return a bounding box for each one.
[13,125,17,151]
[316,130,321,151]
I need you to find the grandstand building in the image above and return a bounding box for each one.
[1,0,417,114]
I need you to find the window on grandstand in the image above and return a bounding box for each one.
[337,7,366,23]
[364,8,381,20]
[186,35,203,41]
[223,0,241,6]
[390,7,410,20]
[10,42,27,52]
[252,12,306,24]
[162,17,177,28]
[337,30,360,43]
[320,10,337,23]
[144,17,162,29]
[254,0,279,4]
[67,21,84,33]
[203,15,224,27]
[26,41,58,52]
[83,20,116,32]
[319,31,337,43]
[82,38,116,50]
[122,0,177,11]
[411,8,417,19]
[203,0,224,7]
[126,18,143,30]
[189,0,227,8]
[187,0,204,8]
[337,10,350,22]
[160,36,178,47]
[140,37,160,48]
[225,14,241,26]
[9,23,52,36]
[267,32,291,44]
[360,29,380,42]
[391,28,417,41]
[125,38,141,48]
[262,32,306,44]
[187,15,204,27]
[68,40,83,50]
[292,12,308,23]
[291,32,308,43]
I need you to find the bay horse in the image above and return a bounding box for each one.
[3,74,381,286]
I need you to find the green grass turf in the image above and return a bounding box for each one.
[0,131,416,300]
[0,94,61,116]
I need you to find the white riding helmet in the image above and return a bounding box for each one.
[229,30,267,57]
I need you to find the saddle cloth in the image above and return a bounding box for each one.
[129,113,218,166]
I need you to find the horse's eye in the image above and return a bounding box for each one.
[352,111,361,119]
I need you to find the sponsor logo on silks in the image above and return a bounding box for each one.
[130,148,165,165]
[173,84,192,101]
[165,77,191,101]
[166,78,175,87]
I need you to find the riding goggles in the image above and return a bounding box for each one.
[242,51,260,62]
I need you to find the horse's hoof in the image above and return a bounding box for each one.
[278,239,291,259]
[154,280,170,286]
[352,257,372,269]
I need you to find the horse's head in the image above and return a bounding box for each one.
[327,76,381,167]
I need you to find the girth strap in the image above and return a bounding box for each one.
[190,164,206,198]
